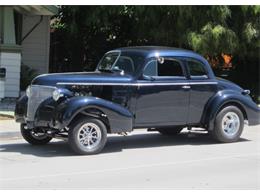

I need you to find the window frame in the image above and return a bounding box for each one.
[142,57,187,80]
[97,51,121,71]
[185,58,209,80]
[113,56,135,74]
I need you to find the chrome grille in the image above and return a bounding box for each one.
[27,85,56,121]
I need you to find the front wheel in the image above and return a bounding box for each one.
[211,106,244,143]
[21,124,52,145]
[68,118,107,155]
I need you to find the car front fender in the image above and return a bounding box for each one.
[55,96,133,133]
[202,90,260,130]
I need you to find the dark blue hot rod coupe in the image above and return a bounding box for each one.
[15,46,260,154]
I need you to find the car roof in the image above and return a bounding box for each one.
[114,46,206,62]
[112,46,215,79]
[118,46,184,51]
[116,46,189,54]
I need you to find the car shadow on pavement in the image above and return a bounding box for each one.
[0,131,250,157]
[103,131,250,154]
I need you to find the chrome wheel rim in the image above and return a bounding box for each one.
[221,112,240,137]
[77,123,102,150]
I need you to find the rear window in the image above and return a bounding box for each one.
[187,60,208,78]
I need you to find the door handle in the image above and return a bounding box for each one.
[182,85,191,89]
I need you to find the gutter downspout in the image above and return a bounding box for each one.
[21,15,43,43]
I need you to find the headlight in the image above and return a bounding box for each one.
[26,86,31,97]
[52,89,64,101]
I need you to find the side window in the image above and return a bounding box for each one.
[143,59,184,77]
[187,60,208,78]
[113,56,135,74]
[158,59,184,77]
[143,60,157,76]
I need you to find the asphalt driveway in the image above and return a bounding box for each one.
[0,119,259,189]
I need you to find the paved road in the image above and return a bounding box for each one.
[0,122,259,189]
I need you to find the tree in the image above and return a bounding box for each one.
[50,5,260,102]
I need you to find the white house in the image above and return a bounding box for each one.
[0,5,58,98]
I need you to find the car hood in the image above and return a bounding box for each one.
[32,71,134,86]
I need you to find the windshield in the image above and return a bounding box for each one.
[97,51,145,75]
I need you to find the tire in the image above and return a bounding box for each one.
[157,127,183,135]
[211,106,244,143]
[68,117,107,155]
[21,124,52,145]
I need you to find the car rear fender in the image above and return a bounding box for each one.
[202,90,260,130]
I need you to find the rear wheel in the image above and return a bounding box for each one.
[68,117,107,155]
[211,106,244,143]
[21,124,52,145]
[157,127,183,135]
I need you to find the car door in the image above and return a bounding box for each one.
[134,57,190,127]
[184,58,218,124]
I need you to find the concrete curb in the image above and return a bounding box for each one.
[0,113,14,119]
[0,110,14,118]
